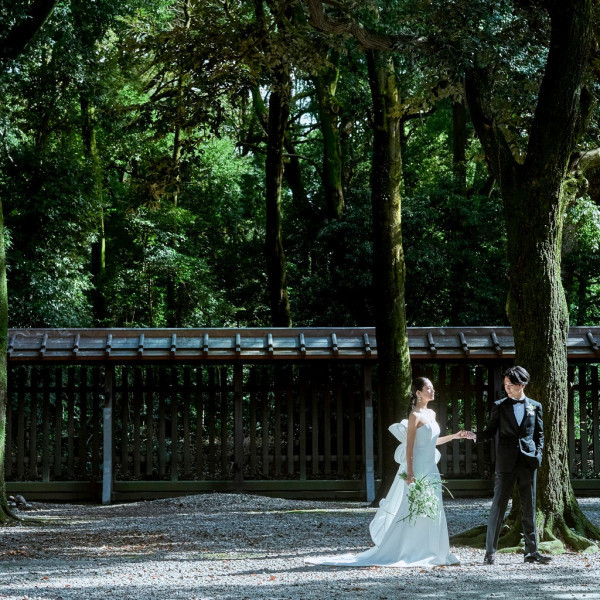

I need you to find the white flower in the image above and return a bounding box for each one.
[526,402,536,416]
[398,474,444,525]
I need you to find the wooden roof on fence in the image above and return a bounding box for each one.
[5,326,600,362]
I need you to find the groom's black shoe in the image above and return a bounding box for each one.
[483,553,495,565]
[524,552,552,564]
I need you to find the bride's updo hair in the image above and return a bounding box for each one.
[410,376,430,412]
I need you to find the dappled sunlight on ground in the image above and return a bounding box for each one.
[0,495,598,599]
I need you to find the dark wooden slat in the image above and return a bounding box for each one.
[133,368,142,477]
[274,372,282,476]
[182,367,192,478]
[234,363,243,484]
[78,367,88,479]
[376,377,383,481]
[311,376,319,476]
[261,370,269,477]
[29,367,39,480]
[17,368,26,479]
[42,368,52,481]
[91,368,101,478]
[249,368,258,477]
[323,377,331,476]
[286,375,294,476]
[474,367,485,475]
[67,368,75,478]
[5,370,13,478]
[579,365,589,477]
[568,366,576,475]
[336,373,344,477]
[220,368,229,477]
[158,368,167,477]
[464,366,474,475]
[299,379,307,481]
[592,366,600,473]
[195,367,204,479]
[451,367,461,475]
[54,368,63,478]
[120,367,130,478]
[348,384,356,476]
[171,367,179,482]
[207,368,216,477]
[145,367,154,477]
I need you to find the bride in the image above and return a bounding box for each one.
[306,376,472,568]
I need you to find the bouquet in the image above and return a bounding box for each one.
[398,473,446,525]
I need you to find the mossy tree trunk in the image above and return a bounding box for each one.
[1,0,58,525]
[464,0,599,551]
[0,201,13,524]
[265,65,293,327]
[81,94,107,326]
[313,50,344,220]
[366,50,412,499]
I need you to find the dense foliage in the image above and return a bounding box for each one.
[0,0,598,329]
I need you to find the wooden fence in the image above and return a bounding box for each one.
[5,360,600,501]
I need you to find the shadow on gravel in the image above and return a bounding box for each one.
[0,496,599,600]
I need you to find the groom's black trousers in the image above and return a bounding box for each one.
[486,460,537,555]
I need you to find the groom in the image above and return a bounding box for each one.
[475,366,551,565]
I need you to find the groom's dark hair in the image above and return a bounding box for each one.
[503,365,530,385]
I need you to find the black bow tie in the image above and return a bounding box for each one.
[510,398,525,405]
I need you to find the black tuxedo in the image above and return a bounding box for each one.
[477,395,544,555]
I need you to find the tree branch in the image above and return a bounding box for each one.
[0,0,58,60]
[464,67,519,183]
[569,147,600,173]
[304,0,414,51]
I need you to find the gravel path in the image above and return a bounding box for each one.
[1,494,599,599]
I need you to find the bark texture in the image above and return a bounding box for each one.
[366,50,412,499]
[313,52,344,219]
[0,201,14,523]
[81,95,107,325]
[464,0,599,551]
[0,0,58,524]
[265,67,293,327]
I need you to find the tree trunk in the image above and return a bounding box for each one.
[265,67,292,327]
[0,200,14,523]
[165,0,192,327]
[452,94,467,196]
[0,0,57,523]
[81,95,107,325]
[312,52,344,219]
[250,86,308,209]
[464,0,599,551]
[366,50,412,500]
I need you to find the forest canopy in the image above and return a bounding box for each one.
[1,0,599,330]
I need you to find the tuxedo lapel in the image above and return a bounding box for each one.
[502,399,520,432]
[519,397,532,435]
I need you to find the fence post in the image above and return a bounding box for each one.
[363,364,375,503]
[102,365,114,505]
[234,363,244,486]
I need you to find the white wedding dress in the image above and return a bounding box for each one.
[305,420,459,568]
